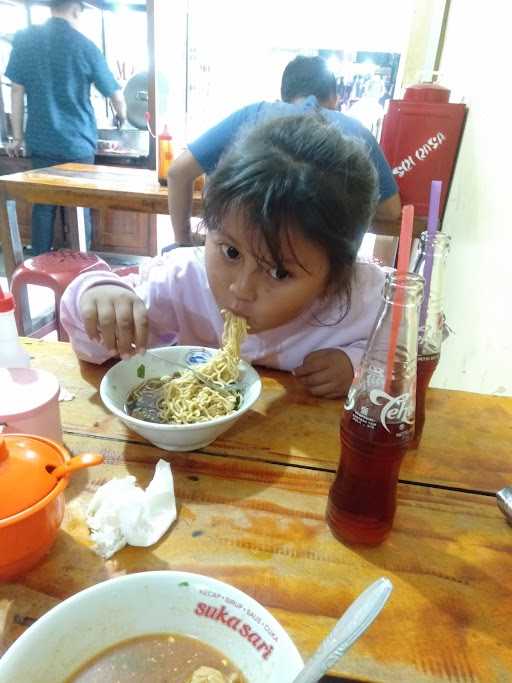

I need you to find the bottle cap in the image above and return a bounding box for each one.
[404,82,450,104]
[159,124,172,140]
[0,289,15,313]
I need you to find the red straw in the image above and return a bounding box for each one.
[385,205,414,392]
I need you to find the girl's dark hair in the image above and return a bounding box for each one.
[202,114,378,315]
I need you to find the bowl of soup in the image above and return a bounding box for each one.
[0,571,303,683]
[99,346,262,451]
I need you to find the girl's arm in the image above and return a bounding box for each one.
[61,256,185,364]
[60,271,139,364]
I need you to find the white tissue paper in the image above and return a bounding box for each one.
[86,459,177,559]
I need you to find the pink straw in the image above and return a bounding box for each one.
[385,205,414,392]
[396,205,414,273]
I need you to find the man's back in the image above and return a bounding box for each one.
[189,96,397,204]
[6,17,118,160]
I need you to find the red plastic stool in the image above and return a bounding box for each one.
[10,250,111,341]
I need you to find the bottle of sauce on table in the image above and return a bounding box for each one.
[411,231,452,448]
[326,272,424,546]
[0,286,30,368]
[158,124,174,186]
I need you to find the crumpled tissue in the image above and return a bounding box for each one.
[86,459,176,559]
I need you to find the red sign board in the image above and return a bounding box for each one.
[380,86,467,218]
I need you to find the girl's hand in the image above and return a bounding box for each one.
[293,349,354,399]
[79,285,148,358]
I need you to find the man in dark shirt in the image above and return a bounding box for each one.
[5,0,126,255]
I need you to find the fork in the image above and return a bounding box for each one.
[142,350,244,396]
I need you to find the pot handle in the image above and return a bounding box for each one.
[51,453,104,480]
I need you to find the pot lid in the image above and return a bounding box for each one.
[0,434,66,518]
[0,368,60,420]
[124,71,149,130]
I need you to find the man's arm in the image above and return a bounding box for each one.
[370,192,402,235]
[109,89,126,128]
[370,194,426,238]
[166,103,259,245]
[167,149,205,245]
[7,82,25,158]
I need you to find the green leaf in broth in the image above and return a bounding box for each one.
[136,363,146,379]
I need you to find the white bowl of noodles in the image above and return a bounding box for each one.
[100,346,262,451]
[0,570,303,682]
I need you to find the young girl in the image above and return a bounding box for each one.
[61,114,386,399]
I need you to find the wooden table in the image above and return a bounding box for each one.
[0,162,203,286]
[25,339,512,496]
[1,339,511,682]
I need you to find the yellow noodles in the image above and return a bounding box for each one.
[157,312,248,425]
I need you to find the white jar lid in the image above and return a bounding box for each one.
[0,368,60,421]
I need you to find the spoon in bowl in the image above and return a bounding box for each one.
[140,349,244,396]
[290,577,393,683]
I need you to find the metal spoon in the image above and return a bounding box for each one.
[142,349,244,396]
[497,486,512,525]
[290,577,393,683]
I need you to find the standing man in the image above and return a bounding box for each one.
[167,55,400,247]
[5,0,126,255]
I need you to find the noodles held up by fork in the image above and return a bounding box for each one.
[157,311,248,424]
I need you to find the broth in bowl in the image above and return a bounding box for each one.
[67,633,246,682]
[125,374,242,425]
[0,571,302,682]
[125,377,169,423]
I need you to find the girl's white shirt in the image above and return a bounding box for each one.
[60,247,386,372]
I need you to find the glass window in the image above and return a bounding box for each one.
[0,0,26,35]
[80,6,103,50]
[30,4,51,26]
[103,6,148,84]
[184,0,415,140]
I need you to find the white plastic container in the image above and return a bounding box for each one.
[0,289,30,368]
[0,367,62,442]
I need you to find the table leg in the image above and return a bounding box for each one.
[372,235,399,267]
[0,188,32,333]
[66,207,87,252]
[0,188,24,282]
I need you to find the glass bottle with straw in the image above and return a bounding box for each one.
[411,181,452,449]
[326,206,424,546]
